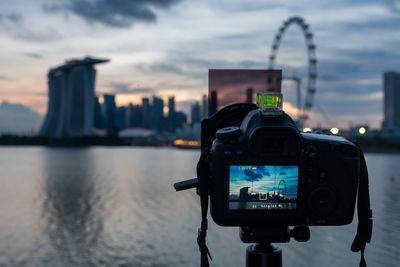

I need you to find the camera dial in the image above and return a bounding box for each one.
[216,126,241,143]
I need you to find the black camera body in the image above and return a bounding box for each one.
[208,106,360,227]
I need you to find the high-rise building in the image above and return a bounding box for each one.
[209,90,218,116]
[103,94,116,130]
[168,96,175,133]
[174,111,187,129]
[142,97,151,129]
[126,103,143,128]
[382,71,400,130]
[191,101,200,125]
[114,106,126,130]
[201,94,208,119]
[151,96,164,132]
[94,96,105,129]
[40,57,109,138]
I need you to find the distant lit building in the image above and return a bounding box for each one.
[94,95,104,129]
[151,96,164,132]
[168,96,175,133]
[191,101,200,125]
[40,57,109,138]
[201,94,208,119]
[383,71,400,130]
[209,90,218,116]
[142,97,151,129]
[126,103,143,128]
[174,111,187,129]
[114,106,126,130]
[104,94,116,130]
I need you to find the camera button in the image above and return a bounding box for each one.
[309,188,336,216]
[308,146,318,159]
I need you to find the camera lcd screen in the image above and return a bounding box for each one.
[229,165,298,210]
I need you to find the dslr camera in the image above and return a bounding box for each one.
[174,69,371,267]
[208,93,359,227]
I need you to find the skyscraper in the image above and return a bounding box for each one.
[168,96,175,133]
[201,94,208,119]
[151,96,164,132]
[103,94,116,130]
[382,71,400,130]
[114,106,126,130]
[126,103,143,128]
[191,101,200,125]
[40,57,109,138]
[209,90,218,116]
[142,97,151,129]
[93,96,104,129]
[174,111,187,129]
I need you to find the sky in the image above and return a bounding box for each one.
[0,0,399,129]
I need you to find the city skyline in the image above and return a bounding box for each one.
[0,1,400,129]
[36,56,207,138]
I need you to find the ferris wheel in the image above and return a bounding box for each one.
[277,179,286,196]
[268,16,317,122]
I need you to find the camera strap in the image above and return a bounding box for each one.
[351,147,373,267]
[197,148,213,267]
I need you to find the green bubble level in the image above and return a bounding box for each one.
[257,95,281,107]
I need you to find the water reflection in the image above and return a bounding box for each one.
[41,148,104,266]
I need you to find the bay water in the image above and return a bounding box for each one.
[0,147,399,266]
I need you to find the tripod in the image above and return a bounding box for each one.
[239,226,310,267]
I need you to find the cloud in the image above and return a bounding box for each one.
[0,101,43,135]
[0,12,62,42]
[244,169,263,182]
[28,91,48,96]
[258,166,270,176]
[385,0,400,13]
[136,63,184,75]
[134,57,267,83]
[107,82,155,94]
[24,52,44,59]
[44,0,181,28]
[0,13,22,23]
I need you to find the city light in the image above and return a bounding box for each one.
[173,139,200,147]
[359,127,366,135]
[330,127,339,135]
[303,127,312,133]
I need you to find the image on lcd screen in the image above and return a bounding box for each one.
[229,165,298,210]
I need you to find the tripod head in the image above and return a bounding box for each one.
[240,226,310,267]
[240,225,310,244]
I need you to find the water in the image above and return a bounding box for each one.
[0,147,399,267]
